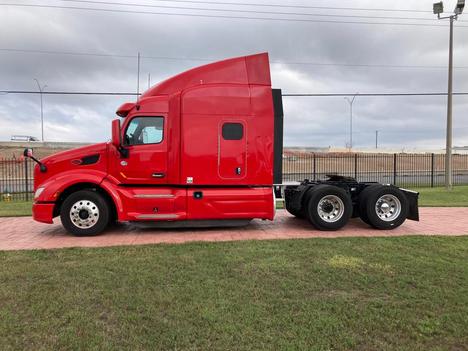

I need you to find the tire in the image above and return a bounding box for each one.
[60,190,110,236]
[305,185,353,231]
[359,185,409,230]
[358,185,381,225]
[285,202,305,219]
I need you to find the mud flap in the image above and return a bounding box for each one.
[400,188,419,221]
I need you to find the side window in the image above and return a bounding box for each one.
[222,123,243,140]
[124,117,164,145]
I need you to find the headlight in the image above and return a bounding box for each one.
[34,187,45,199]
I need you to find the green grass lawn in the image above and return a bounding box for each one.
[0,201,32,217]
[1,237,467,350]
[415,186,468,207]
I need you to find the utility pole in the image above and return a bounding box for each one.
[375,130,379,149]
[433,0,465,190]
[344,93,358,150]
[33,78,47,142]
[136,52,141,101]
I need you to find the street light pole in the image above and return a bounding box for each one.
[344,93,358,150]
[33,78,47,142]
[445,15,454,190]
[433,0,465,190]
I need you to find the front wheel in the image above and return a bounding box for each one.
[60,190,110,236]
[305,185,353,231]
[359,185,409,230]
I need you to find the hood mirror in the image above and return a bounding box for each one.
[23,148,33,158]
[23,148,47,172]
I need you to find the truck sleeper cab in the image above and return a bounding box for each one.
[28,53,419,236]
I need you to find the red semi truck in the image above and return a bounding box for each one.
[25,53,419,236]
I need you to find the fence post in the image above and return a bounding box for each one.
[393,153,397,185]
[313,154,316,181]
[431,153,435,188]
[24,158,29,201]
[354,153,358,180]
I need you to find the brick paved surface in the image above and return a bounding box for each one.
[0,208,467,251]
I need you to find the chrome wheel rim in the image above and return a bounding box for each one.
[375,194,401,222]
[69,200,99,229]
[317,195,345,223]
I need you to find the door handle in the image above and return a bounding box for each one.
[152,172,165,178]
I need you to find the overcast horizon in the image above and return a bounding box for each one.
[1,0,467,149]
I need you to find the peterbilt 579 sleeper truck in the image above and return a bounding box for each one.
[26,53,419,236]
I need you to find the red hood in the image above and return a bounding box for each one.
[40,142,108,164]
[34,142,109,191]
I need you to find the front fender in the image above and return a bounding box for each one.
[35,170,107,202]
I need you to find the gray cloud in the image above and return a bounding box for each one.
[0,0,467,148]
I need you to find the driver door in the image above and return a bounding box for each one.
[112,115,168,185]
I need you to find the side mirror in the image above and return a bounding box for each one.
[111,119,129,158]
[111,119,121,148]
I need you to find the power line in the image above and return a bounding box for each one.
[0,91,138,95]
[145,0,433,14]
[1,48,468,70]
[2,90,468,96]
[0,48,204,60]
[0,48,135,59]
[2,3,466,27]
[56,0,439,22]
[283,93,468,97]
[301,127,468,136]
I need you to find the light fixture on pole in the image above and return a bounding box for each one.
[433,0,464,190]
[33,79,47,142]
[344,93,358,150]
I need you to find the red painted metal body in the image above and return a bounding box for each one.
[33,53,276,224]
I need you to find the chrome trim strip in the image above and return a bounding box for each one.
[136,214,178,219]
[133,194,175,199]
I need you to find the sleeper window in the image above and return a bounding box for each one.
[125,117,163,145]
[222,123,243,140]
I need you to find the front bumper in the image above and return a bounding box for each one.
[32,202,55,224]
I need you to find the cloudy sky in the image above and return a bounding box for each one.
[0,0,467,149]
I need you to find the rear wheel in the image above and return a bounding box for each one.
[358,185,381,225]
[359,185,409,230]
[305,185,352,231]
[60,190,110,236]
